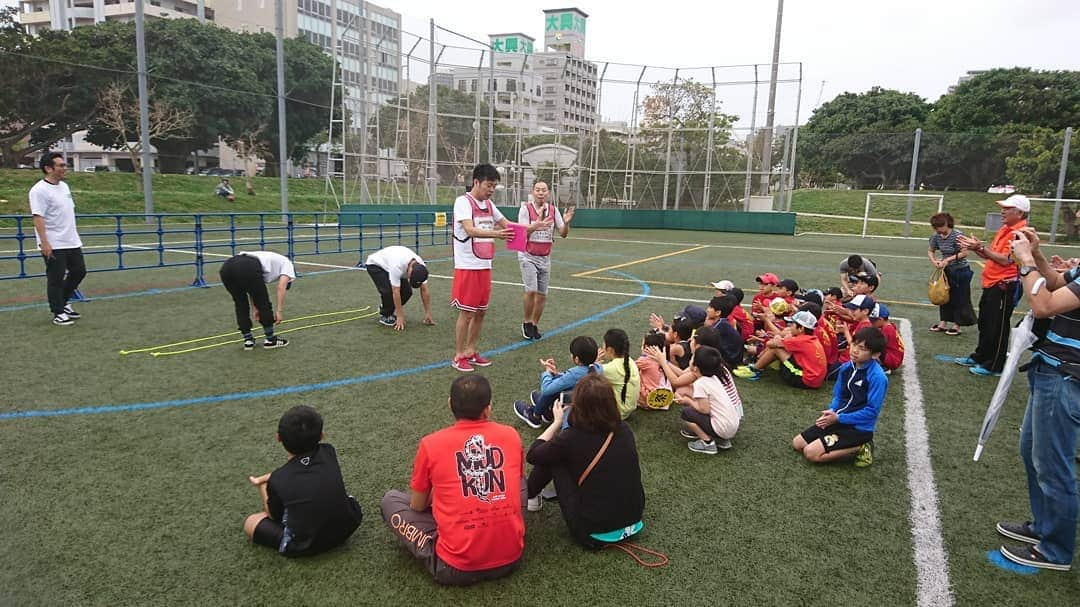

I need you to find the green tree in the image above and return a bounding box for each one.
[1006,127,1080,239]
[925,68,1080,189]
[375,84,502,184]
[798,87,931,188]
[639,79,739,208]
[0,9,114,168]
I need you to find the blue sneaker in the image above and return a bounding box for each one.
[513,400,543,429]
[970,365,1001,377]
[954,356,978,367]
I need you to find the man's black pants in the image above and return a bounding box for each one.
[219,255,272,334]
[366,265,412,316]
[43,248,86,315]
[971,281,1018,373]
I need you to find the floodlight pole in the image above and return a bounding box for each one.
[703,66,717,211]
[427,19,438,204]
[1050,126,1073,244]
[275,0,289,219]
[662,69,679,210]
[135,0,153,221]
[784,62,803,212]
[904,127,922,237]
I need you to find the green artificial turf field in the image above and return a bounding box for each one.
[1,226,1078,605]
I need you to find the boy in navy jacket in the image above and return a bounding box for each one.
[791,327,888,467]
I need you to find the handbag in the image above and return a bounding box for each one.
[928,268,950,305]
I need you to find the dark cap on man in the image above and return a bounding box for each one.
[778,278,799,293]
[409,263,429,288]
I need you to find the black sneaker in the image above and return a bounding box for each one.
[63,304,81,319]
[1000,543,1071,571]
[996,521,1039,544]
[379,315,396,327]
[531,324,543,340]
[52,313,74,326]
[243,338,256,351]
[513,400,543,428]
[264,337,289,350]
[521,323,531,339]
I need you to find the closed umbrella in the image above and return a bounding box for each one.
[974,311,1037,461]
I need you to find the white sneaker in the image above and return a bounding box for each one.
[527,495,543,512]
[52,312,74,326]
[62,305,81,319]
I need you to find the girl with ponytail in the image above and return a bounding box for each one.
[599,328,640,420]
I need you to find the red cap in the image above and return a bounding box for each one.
[755,273,780,286]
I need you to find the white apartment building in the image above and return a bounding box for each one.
[17,0,210,35]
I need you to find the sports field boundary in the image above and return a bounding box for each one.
[898,319,955,606]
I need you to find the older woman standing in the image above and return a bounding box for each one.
[928,212,975,335]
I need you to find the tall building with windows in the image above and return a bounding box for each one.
[17,0,212,35]
[438,33,544,133]
[534,8,597,133]
[214,0,401,107]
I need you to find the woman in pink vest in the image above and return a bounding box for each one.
[518,180,573,340]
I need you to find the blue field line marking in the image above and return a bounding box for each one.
[0,269,650,420]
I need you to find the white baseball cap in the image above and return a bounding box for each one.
[785,310,818,330]
[997,194,1031,213]
[710,280,735,291]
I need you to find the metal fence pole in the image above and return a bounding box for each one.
[662,69,679,210]
[1050,126,1073,244]
[743,65,759,211]
[135,0,154,222]
[474,51,484,166]
[784,62,803,212]
[904,127,922,237]
[275,0,289,219]
[487,49,495,163]
[703,67,717,211]
[426,20,437,204]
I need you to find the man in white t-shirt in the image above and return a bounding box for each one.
[449,164,515,372]
[29,152,86,326]
[364,244,434,331]
[517,180,571,340]
[218,250,296,350]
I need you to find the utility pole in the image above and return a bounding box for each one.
[758,0,783,196]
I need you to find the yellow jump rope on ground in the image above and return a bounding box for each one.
[120,307,376,357]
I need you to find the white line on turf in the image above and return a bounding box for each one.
[571,235,935,261]
[118,243,705,304]
[898,318,954,607]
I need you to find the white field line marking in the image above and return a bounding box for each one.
[898,318,954,607]
[117,243,705,305]
[571,235,933,261]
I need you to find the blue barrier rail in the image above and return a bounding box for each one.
[0,212,452,288]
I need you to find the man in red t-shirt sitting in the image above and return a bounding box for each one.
[381,375,524,585]
[733,310,827,389]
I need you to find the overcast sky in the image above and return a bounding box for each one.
[396,0,1079,129]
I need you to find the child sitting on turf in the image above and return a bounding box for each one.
[727,287,754,342]
[677,345,744,455]
[801,301,840,374]
[514,335,600,428]
[792,326,888,467]
[637,331,674,410]
[597,328,641,420]
[751,273,780,328]
[849,272,879,297]
[705,295,746,368]
[645,325,724,399]
[650,313,693,369]
[734,310,827,389]
[244,405,363,556]
[838,295,875,364]
[869,304,904,372]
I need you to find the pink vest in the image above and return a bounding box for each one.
[465,194,495,260]
[525,203,554,256]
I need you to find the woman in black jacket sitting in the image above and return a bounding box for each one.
[525,373,646,548]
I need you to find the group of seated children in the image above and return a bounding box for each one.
[241,271,898,584]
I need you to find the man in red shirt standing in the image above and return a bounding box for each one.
[956,195,1029,377]
[380,375,524,585]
